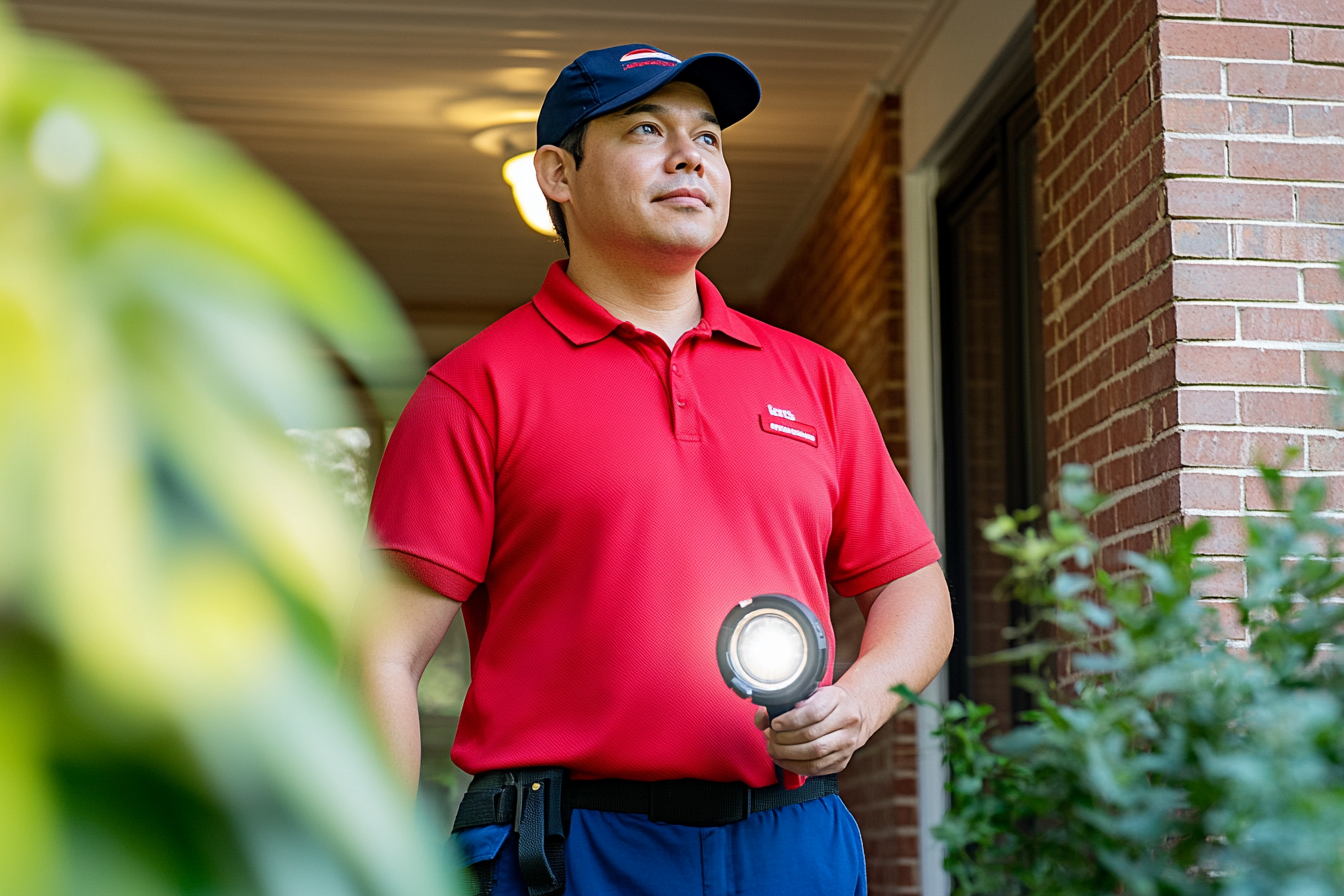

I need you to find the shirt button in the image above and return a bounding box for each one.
[671,363,678,373]
[676,398,686,407]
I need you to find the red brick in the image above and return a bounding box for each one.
[1246,474,1344,510]
[1158,0,1219,14]
[1305,348,1344,385]
[1223,0,1344,26]
[1159,58,1225,94]
[1241,306,1344,341]
[1177,343,1302,384]
[1182,429,1305,468]
[1196,596,1248,631]
[1162,97,1231,132]
[1164,136,1227,174]
[1294,104,1344,137]
[1229,141,1344,180]
[1304,266,1344,303]
[1176,302,1238,339]
[1294,27,1344,62]
[1160,20,1291,59]
[1227,61,1344,101]
[1241,389,1335,426]
[1195,514,1249,555]
[1167,179,1294,220]
[1309,433,1344,469]
[1229,100,1292,133]
[1298,186,1344,224]
[1180,387,1239,424]
[1235,224,1344,262]
[1182,470,1243,510]
[1174,220,1231,256]
[1173,261,1299,300]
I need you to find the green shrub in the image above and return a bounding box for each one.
[903,462,1344,896]
[0,6,452,894]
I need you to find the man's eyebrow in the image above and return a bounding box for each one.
[620,102,721,126]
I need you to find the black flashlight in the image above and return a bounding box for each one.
[717,594,828,722]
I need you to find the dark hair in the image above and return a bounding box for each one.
[545,120,588,253]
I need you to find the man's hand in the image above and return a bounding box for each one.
[751,563,953,777]
[753,684,871,777]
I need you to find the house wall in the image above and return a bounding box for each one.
[758,96,921,896]
[1034,0,1176,570]
[1157,0,1344,607]
[1036,0,1344,622]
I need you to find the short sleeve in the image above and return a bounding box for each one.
[824,364,941,596]
[366,373,495,601]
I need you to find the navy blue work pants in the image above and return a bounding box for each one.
[451,793,867,896]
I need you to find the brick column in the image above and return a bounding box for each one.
[760,96,919,896]
[1037,0,1344,621]
[1159,0,1344,613]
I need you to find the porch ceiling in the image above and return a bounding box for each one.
[14,0,948,357]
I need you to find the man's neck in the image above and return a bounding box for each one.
[564,250,703,351]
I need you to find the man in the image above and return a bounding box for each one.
[361,44,954,896]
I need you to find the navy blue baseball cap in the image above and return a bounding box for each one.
[536,44,761,148]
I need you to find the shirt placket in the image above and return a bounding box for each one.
[669,322,709,442]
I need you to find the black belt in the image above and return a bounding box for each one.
[453,768,840,896]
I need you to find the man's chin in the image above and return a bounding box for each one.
[639,217,726,257]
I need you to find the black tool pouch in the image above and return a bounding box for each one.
[453,767,569,896]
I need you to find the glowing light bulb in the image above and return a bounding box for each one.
[501,151,556,236]
[737,614,805,684]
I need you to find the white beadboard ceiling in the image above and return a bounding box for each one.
[15,0,949,358]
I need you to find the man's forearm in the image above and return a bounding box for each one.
[836,563,954,742]
[362,661,427,790]
[349,573,462,794]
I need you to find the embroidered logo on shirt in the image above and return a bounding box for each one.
[766,403,796,421]
[759,413,818,446]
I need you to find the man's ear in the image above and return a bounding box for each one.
[533,145,572,204]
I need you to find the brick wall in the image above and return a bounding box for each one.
[1157,0,1344,615]
[759,95,919,896]
[1038,0,1344,637]
[1035,0,1177,568]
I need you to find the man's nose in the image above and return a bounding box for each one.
[667,134,704,175]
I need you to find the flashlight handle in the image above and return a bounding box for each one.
[765,703,807,790]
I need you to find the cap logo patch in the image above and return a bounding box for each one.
[619,48,681,69]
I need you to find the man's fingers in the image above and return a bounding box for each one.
[766,728,858,764]
[754,706,770,731]
[768,688,838,732]
[767,738,855,777]
[771,694,862,746]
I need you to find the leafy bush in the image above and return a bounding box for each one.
[905,462,1344,896]
[0,6,453,894]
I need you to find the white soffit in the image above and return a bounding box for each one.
[899,0,1035,172]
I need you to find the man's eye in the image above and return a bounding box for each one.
[698,133,719,146]
[635,124,658,135]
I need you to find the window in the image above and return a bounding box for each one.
[937,65,1045,730]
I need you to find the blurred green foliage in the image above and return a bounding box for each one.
[902,462,1344,895]
[0,5,456,894]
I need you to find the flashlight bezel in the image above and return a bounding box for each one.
[717,594,828,709]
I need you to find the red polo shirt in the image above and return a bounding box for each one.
[368,261,939,787]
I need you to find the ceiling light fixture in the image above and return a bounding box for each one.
[501,151,556,236]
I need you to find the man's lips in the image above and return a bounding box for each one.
[654,187,710,207]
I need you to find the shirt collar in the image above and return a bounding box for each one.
[531,261,761,349]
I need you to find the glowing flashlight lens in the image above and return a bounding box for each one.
[737,614,805,684]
